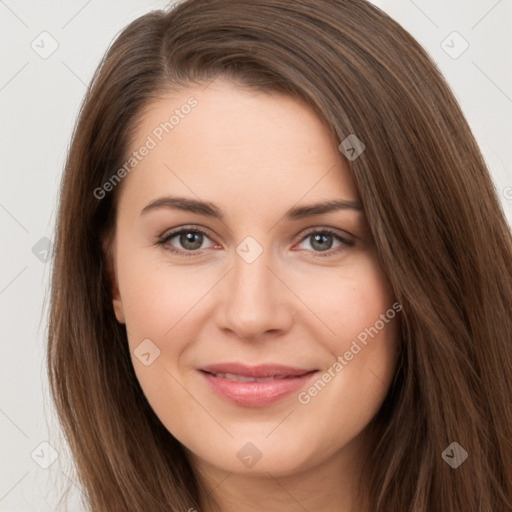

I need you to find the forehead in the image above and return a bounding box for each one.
[119,78,359,215]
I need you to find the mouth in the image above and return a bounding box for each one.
[198,363,318,407]
[201,371,311,382]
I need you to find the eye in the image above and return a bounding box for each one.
[155,226,355,258]
[295,228,355,257]
[156,226,217,257]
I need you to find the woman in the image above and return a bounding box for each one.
[47,0,512,510]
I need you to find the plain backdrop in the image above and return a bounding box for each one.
[1,0,511,510]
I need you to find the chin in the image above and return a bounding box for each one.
[184,431,329,478]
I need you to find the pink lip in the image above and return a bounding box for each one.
[198,363,318,407]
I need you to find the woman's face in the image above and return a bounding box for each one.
[107,78,400,479]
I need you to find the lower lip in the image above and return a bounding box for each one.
[199,370,318,407]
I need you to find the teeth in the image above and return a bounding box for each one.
[215,372,284,382]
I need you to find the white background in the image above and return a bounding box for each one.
[1,0,511,510]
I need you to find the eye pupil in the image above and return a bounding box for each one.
[181,231,203,250]
[311,233,332,251]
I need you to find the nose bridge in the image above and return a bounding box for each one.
[232,247,272,299]
[218,239,291,339]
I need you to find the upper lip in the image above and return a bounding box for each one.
[199,363,316,378]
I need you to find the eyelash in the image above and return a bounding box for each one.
[155,225,355,259]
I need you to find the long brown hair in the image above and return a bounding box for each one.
[47,0,512,510]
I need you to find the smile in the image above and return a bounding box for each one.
[198,363,318,407]
[206,372,307,382]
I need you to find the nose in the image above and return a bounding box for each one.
[215,246,294,341]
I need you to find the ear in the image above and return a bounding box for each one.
[101,232,125,324]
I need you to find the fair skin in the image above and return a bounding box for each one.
[106,77,400,512]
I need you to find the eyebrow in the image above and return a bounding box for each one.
[140,196,363,220]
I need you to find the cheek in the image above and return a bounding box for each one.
[307,255,400,408]
[116,242,207,345]
[115,252,208,423]
[305,253,397,350]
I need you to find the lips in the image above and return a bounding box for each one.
[208,372,297,382]
[198,363,318,407]
[200,362,314,378]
